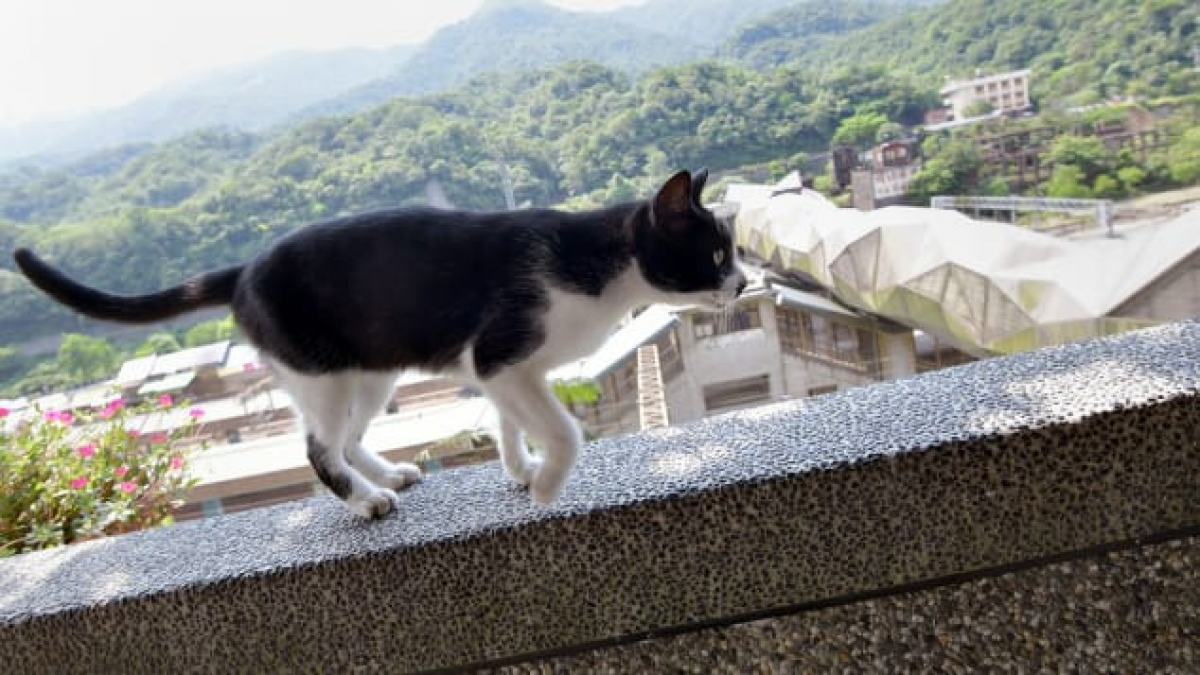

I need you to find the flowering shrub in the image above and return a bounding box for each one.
[0,394,203,557]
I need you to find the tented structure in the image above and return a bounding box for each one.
[730,180,1200,355]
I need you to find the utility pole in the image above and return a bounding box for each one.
[500,162,516,210]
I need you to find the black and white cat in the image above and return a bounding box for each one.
[14,169,746,518]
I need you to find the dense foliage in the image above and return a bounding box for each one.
[744,0,1198,106]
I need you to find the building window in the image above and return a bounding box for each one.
[777,307,879,372]
[693,306,761,339]
[703,374,771,412]
[808,385,837,397]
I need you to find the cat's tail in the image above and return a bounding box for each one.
[13,248,243,324]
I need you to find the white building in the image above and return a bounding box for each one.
[939,69,1032,120]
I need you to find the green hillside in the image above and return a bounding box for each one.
[0,0,1195,346]
[729,0,1198,105]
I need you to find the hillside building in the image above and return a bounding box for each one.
[939,69,1032,120]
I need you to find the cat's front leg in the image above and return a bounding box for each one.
[482,370,581,505]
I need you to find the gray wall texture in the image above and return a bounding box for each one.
[0,321,1197,672]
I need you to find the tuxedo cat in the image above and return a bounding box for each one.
[14,169,747,518]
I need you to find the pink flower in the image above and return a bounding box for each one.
[0,407,9,418]
[45,410,74,425]
[117,481,138,494]
[188,408,205,419]
[157,393,173,407]
[77,443,97,458]
[126,429,141,438]
[114,465,129,477]
[101,397,124,419]
[170,455,184,470]
[70,476,88,490]
[148,431,168,444]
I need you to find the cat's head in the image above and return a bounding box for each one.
[634,169,747,310]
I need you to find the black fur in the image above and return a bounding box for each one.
[306,434,352,499]
[13,169,735,381]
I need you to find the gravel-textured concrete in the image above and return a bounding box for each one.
[0,321,1197,672]
[498,536,1199,674]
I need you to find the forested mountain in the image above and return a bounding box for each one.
[0,47,413,164]
[0,59,931,340]
[727,0,1198,105]
[302,2,706,117]
[721,1,903,69]
[0,0,1195,344]
[606,0,800,45]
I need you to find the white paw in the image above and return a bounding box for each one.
[376,462,423,491]
[529,464,567,505]
[346,487,399,519]
[506,455,542,488]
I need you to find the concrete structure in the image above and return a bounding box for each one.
[550,278,921,440]
[1,321,1195,671]
[939,69,1032,120]
[965,108,1166,190]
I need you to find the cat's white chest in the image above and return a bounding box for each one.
[533,284,631,371]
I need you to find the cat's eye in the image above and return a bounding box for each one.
[713,249,726,267]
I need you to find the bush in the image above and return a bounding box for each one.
[0,394,203,556]
[1093,174,1124,199]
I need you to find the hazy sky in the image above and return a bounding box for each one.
[0,0,645,125]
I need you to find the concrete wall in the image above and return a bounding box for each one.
[1,321,1196,672]
[503,537,1197,673]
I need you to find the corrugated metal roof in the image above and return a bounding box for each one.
[116,341,231,386]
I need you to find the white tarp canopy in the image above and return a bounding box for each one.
[732,180,1200,354]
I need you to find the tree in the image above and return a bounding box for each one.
[134,332,182,357]
[1045,165,1093,198]
[1092,174,1123,199]
[1167,127,1200,185]
[831,111,889,148]
[1044,135,1112,184]
[57,334,117,383]
[1117,166,1146,194]
[906,137,982,204]
[184,316,236,347]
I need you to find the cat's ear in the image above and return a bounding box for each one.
[652,170,693,231]
[690,168,709,207]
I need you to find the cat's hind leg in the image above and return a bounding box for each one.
[343,371,422,491]
[272,363,398,518]
[498,415,539,488]
[481,367,580,504]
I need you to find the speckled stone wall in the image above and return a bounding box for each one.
[0,321,1197,673]
[496,536,1198,674]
